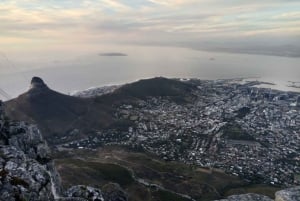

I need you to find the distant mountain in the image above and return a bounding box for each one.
[4,76,195,144]
[96,77,196,105]
[4,77,114,143]
[115,77,194,99]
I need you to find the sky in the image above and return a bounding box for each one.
[0,0,300,72]
[0,0,300,99]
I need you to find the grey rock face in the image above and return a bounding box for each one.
[63,184,128,201]
[7,122,51,163]
[0,101,54,201]
[0,146,53,201]
[63,183,128,201]
[66,185,105,201]
[275,186,300,201]
[0,100,129,201]
[214,186,300,201]
[214,193,273,201]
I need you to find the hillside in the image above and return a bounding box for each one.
[114,77,195,100]
[4,77,194,144]
[4,77,115,143]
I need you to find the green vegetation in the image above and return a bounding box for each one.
[235,107,251,119]
[222,123,255,141]
[55,148,242,200]
[55,147,279,201]
[152,190,192,201]
[55,159,134,188]
[126,154,180,173]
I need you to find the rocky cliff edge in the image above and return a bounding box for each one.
[0,101,128,201]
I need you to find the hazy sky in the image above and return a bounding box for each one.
[0,0,300,71]
[0,0,300,99]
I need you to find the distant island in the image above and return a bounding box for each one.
[99,52,128,56]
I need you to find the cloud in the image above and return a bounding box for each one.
[146,0,195,7]
[273,11,300,21]
[100,0,131,12]
[0,0,299,58]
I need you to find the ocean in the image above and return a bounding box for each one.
[0,46,299,100]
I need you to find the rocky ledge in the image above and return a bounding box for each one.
[0,101,128,201]
[275,186,300,201]
[215,193,273,201]
[0,101,53,200]
[214,187,300,201]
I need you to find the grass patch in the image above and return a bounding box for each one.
[221,123,255,141]
[55,148,279,201]
[55,159,134,188]
[152,190,192,201]
[120,151,244,200]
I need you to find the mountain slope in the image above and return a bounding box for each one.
[115,77,194,99]
[4,77,114,143]
[4,77,194,144]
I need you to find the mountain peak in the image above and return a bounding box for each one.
[30,77,48,89]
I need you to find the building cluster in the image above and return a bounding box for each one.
[61,79,300,187]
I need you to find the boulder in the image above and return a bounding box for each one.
[66,185,104,201]
[275,186,300,201]
[214,193,273,201]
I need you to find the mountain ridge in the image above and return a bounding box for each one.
[4,76,195,144]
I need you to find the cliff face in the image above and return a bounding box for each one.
[0,101,128,201]
[0,101,54,200]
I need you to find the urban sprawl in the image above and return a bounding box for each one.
[61,79,300,187]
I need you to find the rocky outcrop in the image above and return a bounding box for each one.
[215,193,273,201]
[7,123,51,163]
[215,187,300,201]
[275,186,300,201]
[0,101,54,201]
[0,100,128,201]
[31,76,48,89]
[65,185,104,201]
[63,183,128,201]
[0,146,53,200]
